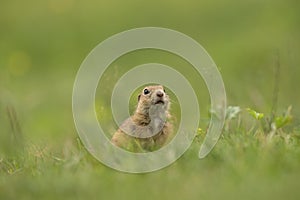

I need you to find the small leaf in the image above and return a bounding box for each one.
[247,108,264,120]
[226,106,241,120]
[274,106,293,129]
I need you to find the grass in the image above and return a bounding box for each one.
[1,107,300,200]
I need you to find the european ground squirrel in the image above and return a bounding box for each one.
[111,85,173,152]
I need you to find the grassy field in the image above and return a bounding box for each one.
[1,117,300,200]
[1,0,300,199]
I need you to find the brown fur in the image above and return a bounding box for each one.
[111,85,173,152]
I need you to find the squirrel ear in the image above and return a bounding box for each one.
[138,94,141,101]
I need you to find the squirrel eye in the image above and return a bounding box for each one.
[143,88,150,95]
[163,89,166,93]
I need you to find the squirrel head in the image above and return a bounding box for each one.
[136,85,170,116]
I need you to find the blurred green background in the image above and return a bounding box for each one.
[1,0,300,199]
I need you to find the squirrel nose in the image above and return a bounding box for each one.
[156,91,164,97]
